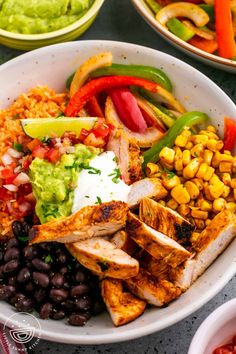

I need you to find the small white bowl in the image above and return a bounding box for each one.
[131,0,236,73]
[189,299,236,354]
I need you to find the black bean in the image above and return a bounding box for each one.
[51,310,66,320]
[23,246,38,260]
[25,282,34,293]
[92,300,105,315]
[6,238,19,250]
[17,268,31,283]
[12,221,25,239]
[34,289,46,303]
[0,285,16,300]
[32,258,51,272]
[68,313,90,326]
[71,284,90,297]
[9,293,25,306]
[51,273,64,288]
[39,303,53,319]
[4,247,20,262]
[49,289,68,303]
[33,272,49,288]
[8,276,17,286]
[3,260,19,273]
[0,265,5,279]
[74,297,92,311]
[75,271,86,283]
[21,222,30,235]
[60,267,67,275]
[57,253,66,264]
[39,243,52,251]
[15,298,34,312]
[64,299,75,312]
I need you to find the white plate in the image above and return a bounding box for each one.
[131,0,236,73]
[0,41,236,345]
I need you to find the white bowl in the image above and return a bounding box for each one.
[0,40,236,345]
[188,299,236,354]
[131,0,236,73]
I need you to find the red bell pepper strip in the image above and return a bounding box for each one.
[224,117,236,151]
[109,87,148,133]
[86,96,104,117]
[65,76,158,117]
[188,36,218,54]
[215,0,236,59]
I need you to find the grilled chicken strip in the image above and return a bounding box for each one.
[107,130,142,185]
[125,268,181,306]
[140,197,194,243]
[105,97,163,148]
[66,238,139,279]
[111,230,138,255]
[101,278,146,326]
[127,212,191,267]
[138,250,170,280]
[127,178,168,208]
[170,210,236,290]
[29,201,128,244]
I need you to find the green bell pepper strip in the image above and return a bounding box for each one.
[147,101,175,128]
[90,63,173,92]
[66,73,74,90]
[142,111,208,169]
[199,4,214,22]
[145,0,162,14]
[166,18,195,42]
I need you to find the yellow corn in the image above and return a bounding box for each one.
[166,198,178,210]
[191,144,204,158]
[175,134,188,148]
[196,162,208,179]
[194,219,206,230]
[206,125,217,133]
[219,162,232,173]
[158,200,166,206]
[192,178,204,191]
[207,139,224,152]
[199,130,219,140]
[212,151,222,168]
[199,199,212,211]
[226,202,236,213]
[162,174,181,190]
[171,185,190,204]
[205,219,211,226]
[234,189,236,201]
[232,157,236,174]
[203,166,215,181]
[230,178,236,189]
[191,209,208,220]
[203,149,213,166]
[209,183,224,199]
[146,163,160,177]
[175,160,183,171]
[182,150,191,166]
[222,173,231,186]
[183,158,201,179]
[186,141,193,150]
[213,198,226,212]
[222,185,231,198]
[204,185,214,201]
[191,134,208,146]
[177,204,191,217]
[184,181,200,199]
[226,194,235,203]
[159,147,175,165]
[190,232,200,243]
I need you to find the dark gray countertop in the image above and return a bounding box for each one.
[0,1,235,353]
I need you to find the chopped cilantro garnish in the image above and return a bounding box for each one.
[162,168,175,179]
[44,254,52,263]
[109,168,121,184]
[65,162,101,175]
[13,142,23,152]
[42,204,59,218]
[18,235,28,242]
[95,196,102,204]
[85,195,90,198]
[40,137,51,144]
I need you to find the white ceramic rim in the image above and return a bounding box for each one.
[131,0,236,69]
[0,40,235,344]
[0,0,104,40]
[188,298,236,354]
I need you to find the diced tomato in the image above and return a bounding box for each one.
[79,128,90,143]
[22,156,32,170]
[214,345,234,354]
[92,123,112,139]
[0,163,16,179]
[4,174,18,185]
[0,187,13,201]
[18,183,32,196]
[27,138,41,151]
[45,148,61,163]
[32,145,48,159]
[224,117,236,151]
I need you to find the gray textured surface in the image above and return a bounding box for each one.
[0,1,235,353]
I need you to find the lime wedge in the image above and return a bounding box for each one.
[21,117,97,138]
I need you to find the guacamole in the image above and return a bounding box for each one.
[0,0,94,34]
[29,144,98,224]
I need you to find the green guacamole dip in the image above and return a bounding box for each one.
[0,0,94,34]
[29,144,98,224]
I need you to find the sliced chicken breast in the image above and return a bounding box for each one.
[127,212,191,267]
[66,237,139,279]
[105,97,163,148]
[128,178,168,208]
[140,197,194,244]
[101,278,146,326]
[107,131,142,185]
[29,201,128,244]
[125,268,181,306]
[170,210,236,290]
[138,250,170,280]
[111,230,138,255]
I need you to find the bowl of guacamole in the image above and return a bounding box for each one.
[0,0,105,50]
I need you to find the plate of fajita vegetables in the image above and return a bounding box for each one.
[131,0,236,72]
[0,41,236,344]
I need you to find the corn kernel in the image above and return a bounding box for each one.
[204,185,214,201]
[191,135,208,146]
[209,183,224,199]
[234,189,236,201]
[219,162,232,173]
[203,166,215,181]
[162,174,181,190]
[226,194,235,203]
[205,219,212,226]
[194,219,206,230]
[206,125,217,133]
[158,200,166,206]
[182,150,191,166]
[209,174,220,185]
[192,178,204,191]
[191,209,208,219]
[196,163,208,179]
[177,204,191,217]
[183,158,202,179]
[186,141,193,149]
[212,151,222,168]
[213,198,226,212]
[184,181,200,199]
[171,185,191,204]
[175,135,188,148]
[199,199,212,212]
[166,198,178,210]
[226,202,236,213]
[222,173,231,186]
[203,149,213,165]
[199,130,219,140]
[190,232,200,243]
[207,139,224,152]
[230,178,236,189]
[159,147,175,165]
[191,144,204,158]
[175,160,183,171]
[232,157,236,174]
[146,163,159,177]
[222,185,231,198]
